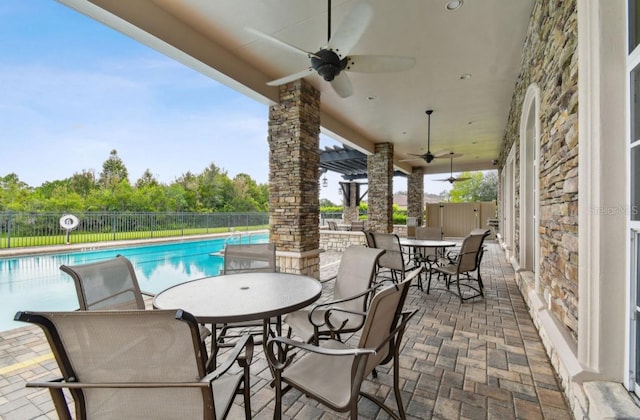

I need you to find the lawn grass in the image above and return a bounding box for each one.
[0,225,269,249]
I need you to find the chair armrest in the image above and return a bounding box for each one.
[307,286,376,327]
[204,334,254,381]
[319,274,337,284]
[265,336,376,369]
[27,378,210,389]
[140,290,155,298]
[323,308,366,332]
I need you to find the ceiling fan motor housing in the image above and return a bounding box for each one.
[311,49,348,81]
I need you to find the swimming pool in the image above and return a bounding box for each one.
[0,233,268,332]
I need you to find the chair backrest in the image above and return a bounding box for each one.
[356,268,419,378]
[327,221,338,230]
[415,226,443,240]
[15,309,214,419]
[350,220,365,231]
[371,232,405,271]
[406,217,418,238]
[223,243,276,274]
[60,255,145,310]
[333,245,385,313]
[457,230,490,273]
[362,230,376,248]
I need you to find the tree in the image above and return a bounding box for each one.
[135,169,159,188]
[99,149,129,187]
[69,170,98,197]
[448,171,497,202]
[0,173,32,210]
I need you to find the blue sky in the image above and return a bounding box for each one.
[1,1,449,204]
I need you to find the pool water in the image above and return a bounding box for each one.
[0,233,268,332]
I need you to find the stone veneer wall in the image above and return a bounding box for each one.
[408,167,425,225]
[268,80,321,277]
[499,0,578,340]
[367,143,394,233]
[319,225,409,252]
[343,182,359,223]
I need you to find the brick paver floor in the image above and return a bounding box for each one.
[0,239,573,419]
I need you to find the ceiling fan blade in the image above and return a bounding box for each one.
[432,150,452,157]
[327,1,373,56]
[454,177,471,182]
[398,157,423,162]
[434,178,451,182]
[330,72,354,98]
[246,27,317,59]
[435,152,463,159]
[267,68,315,86]
[346,55,416,73]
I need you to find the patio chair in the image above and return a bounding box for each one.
[371,232,408,284]
[327,220,338,230]
[414,226,444,263]
[350,220,365,231]
[406,216,418,239]
[431,229,490,302]
[221,242,276,274]
[60,255,212,352]
[410,226,445,290]
[284,245,385,344]
[60,255,151,310]
[266,272,419,420]
[217,243,277,351]
[362,229,376,248]
[15,309,253,420]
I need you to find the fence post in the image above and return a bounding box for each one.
[6,212,12,249]
[112,213,117,241]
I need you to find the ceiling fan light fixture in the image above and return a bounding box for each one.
[446,0,464,11]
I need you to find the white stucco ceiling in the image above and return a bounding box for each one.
[60,0,535,176]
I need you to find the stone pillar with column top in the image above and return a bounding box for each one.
[367,143,394,233]
[407,167,424,226]
[268,80,321,278]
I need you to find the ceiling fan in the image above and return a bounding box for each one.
[436,153,471,184]
[400,110,451,164]
[246,0,416,98]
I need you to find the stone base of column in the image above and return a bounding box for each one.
[276,249,322,278]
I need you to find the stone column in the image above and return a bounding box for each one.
[342,182,360,223]
[407,167,424,226]
[367,143,394,233]
[268,80,321,277]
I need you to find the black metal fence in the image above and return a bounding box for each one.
[0,211,269,249]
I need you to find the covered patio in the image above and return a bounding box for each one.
[1,240,574,419]
[8,0,640,418]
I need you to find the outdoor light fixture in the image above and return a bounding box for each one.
[446,0,463,11]
[322,176,328,188]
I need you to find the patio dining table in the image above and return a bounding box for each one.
[399,238,456,291]
[153,272,322,365]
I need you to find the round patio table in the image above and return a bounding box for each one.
[153,272,322,324]
[399,238,457,292]
[153,272,322,366]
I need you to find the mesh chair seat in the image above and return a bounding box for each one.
[15,309,253,420]
[267,268,421,419]
[60,255,212,349]
[284,245,384,344]
[370,232,407,284]
[431,229,490,302]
